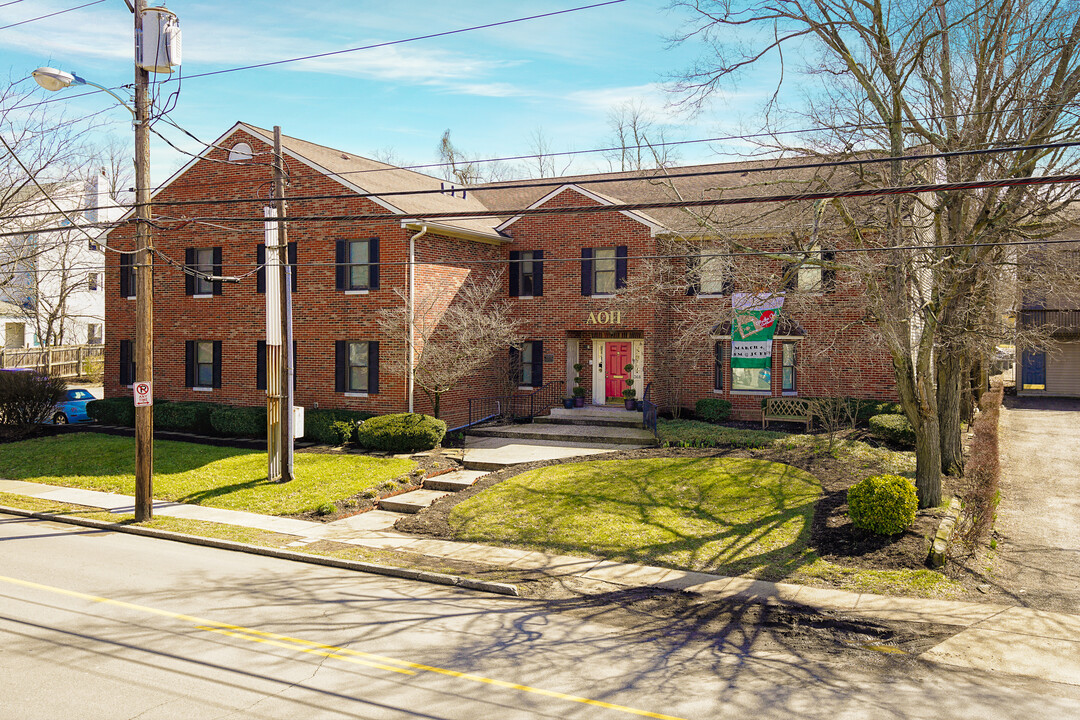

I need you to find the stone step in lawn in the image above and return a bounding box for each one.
[378,489,450,514]
[468,423,656,446]
[424,469,487,492]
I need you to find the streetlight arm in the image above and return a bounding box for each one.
[76,77,137,118]
[31,66,135,117]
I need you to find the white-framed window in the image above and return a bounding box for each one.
[692,252,732,295]
[347,341,370,392]
[194,248,214,295]
[347,240,370,291]
[782,342,797,392]
[593,247,617,295]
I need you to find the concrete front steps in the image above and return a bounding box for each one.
[376,469,487,514]
[467,419,656,446]
[535,406,645,428]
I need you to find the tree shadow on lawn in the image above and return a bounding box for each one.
[454,457,823,580]
[175,475,280,507]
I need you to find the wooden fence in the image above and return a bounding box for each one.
[0,344,104,378]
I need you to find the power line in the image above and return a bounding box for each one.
[12,135,1080,223]
[136,172,1080,226]
[178,1,627,81]
[0,0,105,30]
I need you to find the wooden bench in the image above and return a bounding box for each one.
[762,397,815,430]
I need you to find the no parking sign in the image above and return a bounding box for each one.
[133,382,153,407]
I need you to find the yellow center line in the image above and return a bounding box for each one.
[0,574,687,720]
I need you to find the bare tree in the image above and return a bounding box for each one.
[605,100,681,172]
[436,129,519,185]
[377,271,525,419]
[668,0,1080,506]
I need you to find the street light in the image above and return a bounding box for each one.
[31,16,157,522]
[32,68,136,116]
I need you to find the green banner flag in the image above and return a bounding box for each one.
[731,293,785,369]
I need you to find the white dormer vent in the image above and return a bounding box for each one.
[228,142,253,163]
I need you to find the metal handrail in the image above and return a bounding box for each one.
[465,380,566,431]
[641,381,658,437]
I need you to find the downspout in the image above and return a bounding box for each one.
[408,225,427,413]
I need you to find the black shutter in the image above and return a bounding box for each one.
[714,342,724,390]
[119,340,132,385]
[256,245,266,294]
[334,340,346,392]
[369,238,380,290]
[822,249,836,292]
[686,256,699,296]
[782,261,797,292]
[531,340,543,387]
[184,248,195,295]
[335,241,346,290]
[615,246,628,289]
[581,248,593,296]
[212,341,223,388]
[184,341,195,387]
[368,341,379,394]
[212,247,223,295]
[508,251,520,297]
[256,341,266,390]
[533,250,544,297]
[288,241,298,292]
[119,253,132,298]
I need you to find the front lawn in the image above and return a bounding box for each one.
[0,434,416,516]
[448,457,822,577]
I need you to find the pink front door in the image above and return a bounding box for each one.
[605,342,632,400]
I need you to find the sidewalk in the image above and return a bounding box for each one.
[2,477,1079,687]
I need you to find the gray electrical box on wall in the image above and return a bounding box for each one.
[136,6,182,73]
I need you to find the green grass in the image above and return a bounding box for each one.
[0,434,416,516]
[449,457,822,578]
[793,557,962,597]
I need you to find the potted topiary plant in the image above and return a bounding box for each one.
[562,396,575,409]
[622,363,636,410]
[572,363,586,407]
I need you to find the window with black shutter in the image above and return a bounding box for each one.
[509,250,543,297]
[337,238,380,292]
[185,247,222,296]
[335,340,379,393]
[582,246,627,296]
[513,340,543,387]
[185,340,222,388]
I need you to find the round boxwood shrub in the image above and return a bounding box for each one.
[847,474,918,535]
[695,398,733,423]
[355,413,446,453]
[868,413,916,447]
[210,405,267,438]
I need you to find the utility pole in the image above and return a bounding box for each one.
[133,0,154,521]
[266,127,293,482]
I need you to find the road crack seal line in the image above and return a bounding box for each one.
[0,573,686,720]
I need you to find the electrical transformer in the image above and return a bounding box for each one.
[136,6,181,74]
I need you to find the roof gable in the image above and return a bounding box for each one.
[494,183,667,236]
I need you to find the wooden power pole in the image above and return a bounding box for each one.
[266,127,294,482]
[133,0,154,521]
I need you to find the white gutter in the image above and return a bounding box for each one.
[407,226,427,413]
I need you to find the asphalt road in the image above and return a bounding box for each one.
[1,514,1078,719]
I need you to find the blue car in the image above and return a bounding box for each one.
[52,388,96,424]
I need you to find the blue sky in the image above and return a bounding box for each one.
[1,0,781,183]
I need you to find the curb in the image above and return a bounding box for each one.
[928,497,963,568]
[0,504,520,597]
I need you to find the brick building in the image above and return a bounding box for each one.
[103,123,898,427]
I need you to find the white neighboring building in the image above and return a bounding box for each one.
[0,171,118,349]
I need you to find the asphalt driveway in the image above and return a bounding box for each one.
[993,396,1080,613]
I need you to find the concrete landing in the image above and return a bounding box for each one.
[468,422,656,446]
[536,407,645,427]
[461,436,640,471]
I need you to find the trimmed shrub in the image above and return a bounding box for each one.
[0,370,66,434]
[303,408,375,445]
[860,400,904,422]
[331,420,356,445]
[154,401,222,433]
[868,413,916,447]
[695,398,733,423]
[355,413,446,453]
[210,405,267,438]
[847,474,918,535]
[86,396,137,426]
[658,419,787,449]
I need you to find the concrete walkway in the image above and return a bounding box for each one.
[996,397,1080,614]
[2,477,1080,687]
